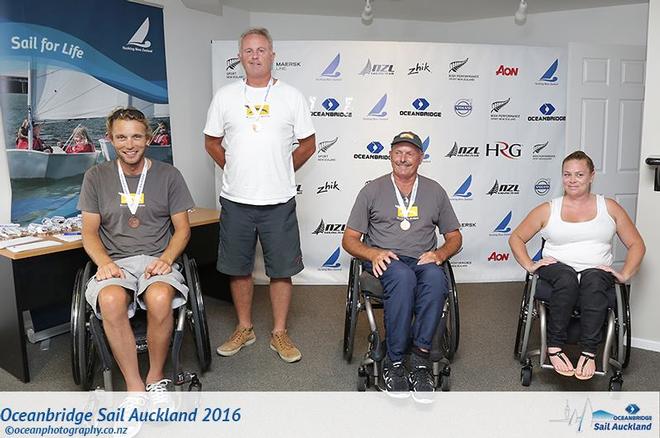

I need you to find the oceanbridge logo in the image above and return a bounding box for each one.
[448,58,479,82]
[309,97,353,117]
[452,175,473,200]
[365,94,388,119]
[528,102,566,122]
[354,141,389,160]
[318,53,341,80]
[359,59,395,75]
[123,18,153,53]
[550,399,654,433]
[319,247,342,270]
[400,98,442,118]
[537,59,559,85]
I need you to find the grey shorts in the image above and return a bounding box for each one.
[85,254,188,319]
[218,196,304,278]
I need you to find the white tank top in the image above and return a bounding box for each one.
[540,195,616,272]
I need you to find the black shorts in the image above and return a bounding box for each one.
[217,196,304,278]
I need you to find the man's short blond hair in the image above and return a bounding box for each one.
[239,27,273,51]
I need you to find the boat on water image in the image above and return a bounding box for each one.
[7,149,99,179]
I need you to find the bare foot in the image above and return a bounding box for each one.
[575,352,596,380]
[547,347,575,376]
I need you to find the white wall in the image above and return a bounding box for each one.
[631,0,660,351]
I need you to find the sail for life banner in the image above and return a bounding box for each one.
[211,41,567,283]
[0,0,170,224]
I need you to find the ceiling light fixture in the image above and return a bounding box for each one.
[361,0,374,25]
[514,0,527,26]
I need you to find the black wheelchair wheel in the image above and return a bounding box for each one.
[441,262,459,360]
[71,262,94,388]
[514,275,532,360]
[184,256,212,372]
[622,284,631,369]
[342,258,360,363]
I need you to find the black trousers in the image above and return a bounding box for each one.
[537,262,614,354]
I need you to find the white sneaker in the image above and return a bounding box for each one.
[146,378,174,412]
[114,394,147,438]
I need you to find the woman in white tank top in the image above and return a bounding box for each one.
[509,151,645,381]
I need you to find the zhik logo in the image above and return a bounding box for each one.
[319,54,341,78]
[317,181,340,194]
[539,59,559,83]
[493,212,513,234]
[408,62,431,75]
[320,247,342,269]
[453,175,473,199]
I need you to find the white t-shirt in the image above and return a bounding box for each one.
[203,79,315,205]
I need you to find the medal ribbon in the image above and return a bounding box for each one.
[118,159,148,215]
[391,174,418,221]
[244,77,273,127]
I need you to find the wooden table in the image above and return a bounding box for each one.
[0,208,224,383]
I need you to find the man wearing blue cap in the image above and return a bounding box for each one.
[342,131,462,401]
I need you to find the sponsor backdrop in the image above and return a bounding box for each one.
[211,41,567,284]
[0,0,170,224]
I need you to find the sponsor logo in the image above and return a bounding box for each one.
[274,60,302,71]
[364,94,388,119]
[123,18,154,53]
[296,184,303,195]
[225,57,242,79]
[491,211,513,235]
[317,181,340,194]
[452,175,473,200]
[454,99,473,117]
[421,136,431,161]
[534,178,551,196]
[448,58,479,82]
[446,141,479,158]
[359,59,395,75]
[354,141,389,160]
[451,247,472,268]
[318,53,341,80]
[461,222,477,228]
[495,65,519,76]
[485,141,522,159]
[408,61,431,75]
[488,251,510,261]
[537,59,559,85]
[490,98,520,121]
[528,102,566,122]
[532,141,556,161]
[550,399,654,433]
[317,137,338,162]
[486,180,520,195]
[319,247,342,270]
[312,219,346,235]
[400,98,442,118]
[310,96,353,117]
[532,248,543,262]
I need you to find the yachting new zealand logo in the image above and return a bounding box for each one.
[452,175,473,200]
[448,58,479,82]
[536,59,560,86]
[319,247,342,270]
[318,53,342,80]
[364,94,388,119]
[123,18,153,53]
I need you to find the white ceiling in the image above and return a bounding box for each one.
[186,0,647,23]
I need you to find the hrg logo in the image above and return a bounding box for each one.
[452,175,473,200]
[318,53,341,79]
[485,141,522,159]
[496,65,519,76]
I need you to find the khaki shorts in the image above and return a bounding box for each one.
[85,254,188,319]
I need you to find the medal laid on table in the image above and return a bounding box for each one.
[391,174,418,232]
[118,158,149,229]
[244,77,273,133]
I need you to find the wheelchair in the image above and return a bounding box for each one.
[343,257,460,392]
[513,271,631,391]
[70,254,212,391]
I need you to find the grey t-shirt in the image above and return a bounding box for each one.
[346,174,460,259]
[78,159,195,260]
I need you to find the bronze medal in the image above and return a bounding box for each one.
[128,216,140,228]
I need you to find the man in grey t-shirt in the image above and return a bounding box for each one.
[78,108,194,395]
[342,131,462,400]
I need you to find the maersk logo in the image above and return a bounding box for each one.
[454,99,472,117]
[320,247,342,270]
[318,53,341,80]
[528,103,566,122]
[486,180,520,195]
[448,58,479,82]
[400,98,441,118]
[534,178,551,196]
[312,219,346,235]
[317,137,338,162]
[490,98,520,121]
[310,96,353,117]
[492,211,513,235]
[354,141,389,160]
[123,18,153,53]
[485,141,522,159]
[446,141,479,158]
[359,59,395,76]
[532,141,556,161]
[537,59,559,85]
[408,61,431,75]
[452,175,473,200]
[275,60,302,71]
[364,94,388,119]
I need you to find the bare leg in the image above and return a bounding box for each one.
[230,275,254,328]
[98,285,143,391]
[269,277,292,333]
[143,282,175,384]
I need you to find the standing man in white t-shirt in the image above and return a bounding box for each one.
[203,27,316,363]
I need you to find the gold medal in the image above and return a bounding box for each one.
[128,216,140,228]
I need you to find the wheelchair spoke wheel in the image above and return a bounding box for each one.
[343,258,360,363]
[441,263,459,360]
[185,256,212,372]
[71,263,93,387]
[514,276,532,360]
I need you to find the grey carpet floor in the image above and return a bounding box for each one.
[1,282,658,391]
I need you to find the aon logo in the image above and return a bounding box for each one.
[488,251,510,261]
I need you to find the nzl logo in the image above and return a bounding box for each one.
[453,175,473,198]
[367,94,388,117]
[493,212,513,233]
[320,54,341,78]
